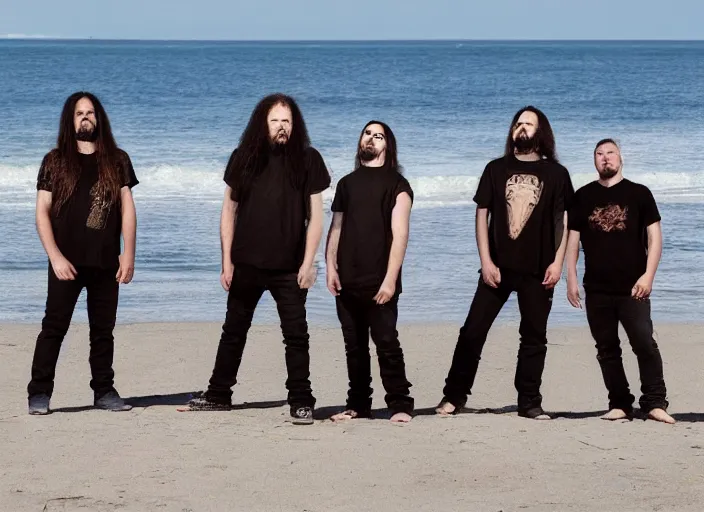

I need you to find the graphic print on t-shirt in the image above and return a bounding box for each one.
[85,183,111,230]
[588,204,628,232]
[505,174,544,239]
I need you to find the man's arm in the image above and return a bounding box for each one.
[373,192,412,304]
[476,207,500,287]
[565,229,582,308]
[116,186,137,284]
[384,192,412,285]
[645,221,663,278]
[220,186,238,291]
[476,207,492,267]
[298,192,324,288]
[633,221,662,298]
[36,190,76,280]
[325,212,343,295]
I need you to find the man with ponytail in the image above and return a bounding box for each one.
[27,92,138,415]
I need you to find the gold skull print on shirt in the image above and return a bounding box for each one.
[85,183,111,230]
[505,174,544,240]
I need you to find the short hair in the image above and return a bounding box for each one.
[594,138,621,155]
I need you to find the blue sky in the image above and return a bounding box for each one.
[1,0,703,40]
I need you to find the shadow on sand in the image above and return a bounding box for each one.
[51,392,287,413]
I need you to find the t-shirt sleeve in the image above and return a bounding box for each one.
[222,149,240,202]
[120,152,139,188]
[306,148,332,195]
[331,178,347,212]
[36,153,54,192]
[473,163,493,208]
[640,186,661,226]
[394,176,414,205]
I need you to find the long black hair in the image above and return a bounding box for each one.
[45,91,124,215]
[354,120,403,173]
[225,93,311,200]
[504,105,559,163]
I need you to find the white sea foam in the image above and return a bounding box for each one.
[2,163,704,207]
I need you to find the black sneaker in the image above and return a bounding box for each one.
[94,390,132,412]
[184,395,231,411]
[291,406,314,425]
[28,394,51,415]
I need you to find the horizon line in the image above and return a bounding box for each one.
[2,36,704,43]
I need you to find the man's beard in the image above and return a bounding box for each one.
[75,123,97,142]
[598,166,618,179]
[513,132,538,154]
[270,130,289,148]
[358,144,379,163]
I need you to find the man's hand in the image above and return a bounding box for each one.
[373,278,395,305]
[326,267,341,296]
[298,263,317,289]
[220,260,234,291]
[632,273,654,299]
[51,254,77,281]
[116,253,135,284]
[542,261,562,289]
[567,278,582,308]
[481,261,501,288]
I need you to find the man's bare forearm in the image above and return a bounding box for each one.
[220,194,237,267]
[566,230,580,282]
[302,193,324,268]
[645,222,662,278]
[476,208,493,266]
[120,189,137,258]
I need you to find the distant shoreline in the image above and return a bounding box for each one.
[3,37,704,43]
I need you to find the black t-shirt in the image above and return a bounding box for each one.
[224,147,331,271]
[331,165,413,294]
[36,150,139,269]
[474,154,574,275]
[568,179,661,296]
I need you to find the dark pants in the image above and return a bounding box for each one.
[335,290,413,415]
[585,293,668,413]
[28,265,119,399]
[205,264,315,408]
[442,270,554,411]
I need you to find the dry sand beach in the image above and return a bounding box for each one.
[1,321,703,511]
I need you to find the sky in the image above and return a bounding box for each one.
[1,0,703,40]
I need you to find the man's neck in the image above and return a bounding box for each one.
[77,141,96,155]
[513,150,541,162]
[361,156,386,168]
[598,173,624,188]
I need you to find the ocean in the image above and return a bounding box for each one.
[1,40,703,327]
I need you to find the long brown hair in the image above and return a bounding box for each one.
[224,93,311,201]
[48,91,124,215]
[504,105,559,163]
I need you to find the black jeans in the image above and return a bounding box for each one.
[335,290,413,415]
[205,264,315,408]
[585,292,668,413]
[28,265,119,399]
[442,270,554,411]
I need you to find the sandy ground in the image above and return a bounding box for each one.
[1,320,703,511]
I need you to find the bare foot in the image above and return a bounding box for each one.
[390,412,412,423]
[648,408,676,424]
[435,401,456,416]
[330,410,359,422]
[601,409,629,421]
